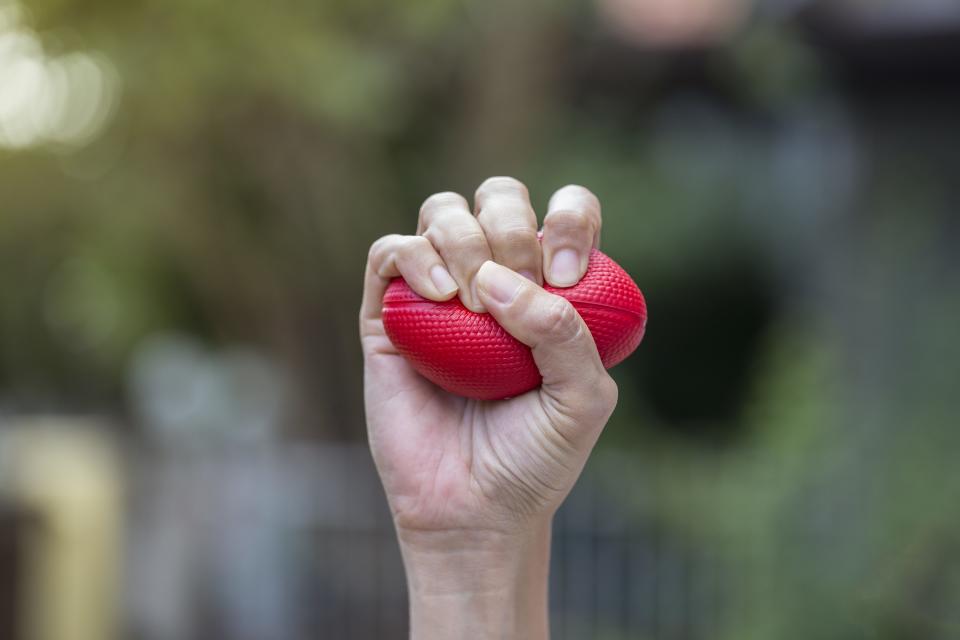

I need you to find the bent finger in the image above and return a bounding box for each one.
[419,191,492,313]
[541,185,602,288]
[474,176,542,284]
[360,234,458,328]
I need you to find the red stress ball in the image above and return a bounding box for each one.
[382,248,647,400]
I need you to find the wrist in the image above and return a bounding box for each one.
[398,519,552,640]
[398,520,551,593]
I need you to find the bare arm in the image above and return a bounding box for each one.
[360,177,614,639]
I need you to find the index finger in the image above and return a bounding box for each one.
[359,234,457,342]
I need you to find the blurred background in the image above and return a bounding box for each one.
[1,0,959,638]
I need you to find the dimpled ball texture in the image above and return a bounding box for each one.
[382,248,647,400]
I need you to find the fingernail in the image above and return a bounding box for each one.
[430,264,458,296]
[549,249,581,287]
[477,261,522,305]
[519,270,537,283]
[468,282,486,313]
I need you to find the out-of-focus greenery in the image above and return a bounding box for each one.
[2,0,959,638]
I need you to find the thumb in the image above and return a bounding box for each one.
[475,261,618,429]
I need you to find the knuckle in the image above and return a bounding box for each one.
[368,234,401,262]
[540,297,581,341]
[493,225,539,252]
[424,222,484,247]
[399,234,431,255]
[597,374,619,410]
[394,236,434,271]
[577,373,618,425]
[426,227,488,259]
[419,191,467,220]
[450,230,489,256]
[554,183,599,205]
[544,209,595,238]
[475,176,528,201]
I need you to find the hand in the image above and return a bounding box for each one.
[359,177,618,639]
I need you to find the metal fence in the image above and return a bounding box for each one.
[123,442,721,640]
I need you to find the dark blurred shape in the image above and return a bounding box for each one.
[803,0,960,94]
[631,255,778,435]
[807,0,960,35]
[0,504,30,640]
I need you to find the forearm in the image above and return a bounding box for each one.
[398,521,552,640]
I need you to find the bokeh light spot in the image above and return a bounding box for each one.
[0,0,118,150]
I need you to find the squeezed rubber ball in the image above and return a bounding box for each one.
[382,248,647,400]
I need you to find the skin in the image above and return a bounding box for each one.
[359,177,617,639]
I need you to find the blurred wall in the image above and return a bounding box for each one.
[0,420,121,640]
